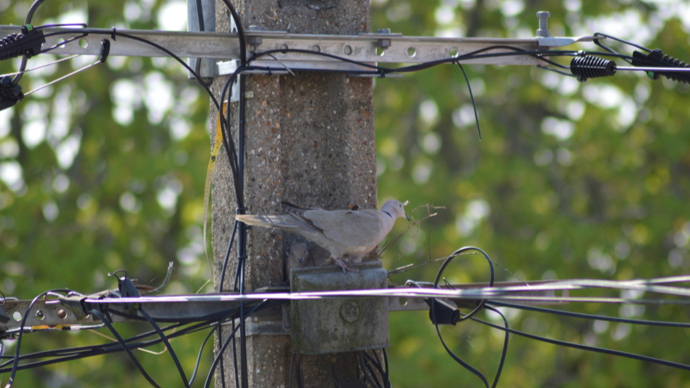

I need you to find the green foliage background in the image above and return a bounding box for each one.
[2,0,690,386]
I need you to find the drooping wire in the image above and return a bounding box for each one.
[138,308,190,388]
[89,309,161,388]
[423,246,497,388]
[203,301,268,388]
[4,289,72,388]
[482,305,509,388]
[473,309,690,371]
[490,301,690,328]
[455,62,482,141]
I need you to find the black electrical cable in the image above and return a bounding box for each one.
[593,32,651,66]
[247,46,638,78]
[4,289,71,388]
[359,351,382,388]
[482,305,509,388]
[188,306,250,385]
[434,246,495,322]
[360,350,390,388]
[456,62,482,141]
[138,308,190,388]
[427,247,496,388]
[474,310,690,371]
[537,64,576,78]
[12,0,47,85]
[188,320,220,385]
[202,301,267,388]
[490,301,690,328]
[594,32,652,53]
[89,309,161,388]
[214,4,251,386]
[0,306,251,374]
[219,0,246,65]
[214,65,250,388]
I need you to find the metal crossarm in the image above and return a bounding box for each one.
[0,26,594,70]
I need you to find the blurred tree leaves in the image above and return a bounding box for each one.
[373,0,690,387]
[2,0,690,386]
[1,1,212,386]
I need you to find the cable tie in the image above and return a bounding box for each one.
[111,27,117,40]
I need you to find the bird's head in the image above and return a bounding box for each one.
[381,199,411,221]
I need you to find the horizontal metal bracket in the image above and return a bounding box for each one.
[0,26,596,76]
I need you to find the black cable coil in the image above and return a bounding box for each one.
[570,55,617,82]
[632,49,690,84]
[0,26,46,61]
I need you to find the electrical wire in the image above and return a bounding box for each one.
[0,307,251,373]
[138,308,189,388]
[473,309,690,371]
[4,289,72,388]
[489,301,690,328]
[202,301,267,388]
[456,62,482,140]
[11,0,47,85]
[482,305,509,388]
[424,247,498,388]
[89,309,162,387]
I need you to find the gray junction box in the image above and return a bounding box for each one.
[290,261,389,354]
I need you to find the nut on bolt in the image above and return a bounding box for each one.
[536,11,551,37]
[376,28,392,49]
[246,25,263,47]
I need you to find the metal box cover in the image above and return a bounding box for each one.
[290,261,389,354]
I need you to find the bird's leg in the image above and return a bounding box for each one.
[332,257,359,273]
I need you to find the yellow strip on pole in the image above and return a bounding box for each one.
[203,103,225,272]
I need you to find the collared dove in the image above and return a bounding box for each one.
[236,199,410,272]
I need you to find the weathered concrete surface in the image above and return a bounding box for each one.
[211,0,375,386]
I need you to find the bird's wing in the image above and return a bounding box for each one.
[303,209,393,249]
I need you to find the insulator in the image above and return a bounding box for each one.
[0,26,45,61]
[632,49,690,84]
[570,56,617,82]
[0,76,23,111]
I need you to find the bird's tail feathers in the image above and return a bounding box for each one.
[235,214,298,229]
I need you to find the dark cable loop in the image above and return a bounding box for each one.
[433,246,495,322]
[483,305,509,388]
[426,247,496,388]
[138,308,190,388]
[89,309,161,388]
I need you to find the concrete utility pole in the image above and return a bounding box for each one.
[211,0,375,386]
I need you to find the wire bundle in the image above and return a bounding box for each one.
[418,247,690,388]
[3,1,690,386]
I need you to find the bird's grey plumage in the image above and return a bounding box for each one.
[236,199,409,271]
[287,242,309,271]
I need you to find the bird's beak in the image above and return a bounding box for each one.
[403,200,411,221]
